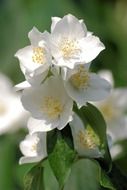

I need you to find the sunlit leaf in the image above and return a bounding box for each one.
[97,162,116,190]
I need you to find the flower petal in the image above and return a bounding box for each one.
[52,14,86,39]
[98,70,114,87]
[51,17,61,33]
[14,81,30,91]
[19,156,43,164]
[80,35,105,63]
[15,46,41,72]
[28,27,50,46]
[84,73,111,101]
[28,117,57,133]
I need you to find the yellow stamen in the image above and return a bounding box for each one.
[60,38,80,58]
[32,47,46,64]
[77,126,100,149]
[31,144,37,152]
[70,65,90,90]
[31,137,39,152]
[42,96,63,119]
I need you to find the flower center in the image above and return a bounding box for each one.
[77,127,100,149]
[70,65,90,90]
[32,47,46,64]
[42,96,63,119]
[31,137,39,153]
[60,38,80,59]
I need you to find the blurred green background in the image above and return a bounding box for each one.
[0,0,127,189]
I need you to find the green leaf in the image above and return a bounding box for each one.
[16,163,36,189]
[73,102,112,171]
[0,136,16,190]
[100,170,116,190]
[24,164,44,190]
[64,159,99,190]
[47,129,76,189]
[98,164,116,190]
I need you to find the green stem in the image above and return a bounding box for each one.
[108,163,127,190]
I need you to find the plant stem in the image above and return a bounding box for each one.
[109,163,127,190]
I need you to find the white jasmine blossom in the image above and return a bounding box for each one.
[63,64,111,108]
[21,76,73,133]
[15,27,51,78]
[50,14,105,69]
[0,73,29,134]
[95,88,127,143]
[19,132,47,164]
[94,70,127,143]
[51,17,61,32]
[70,113,103,158]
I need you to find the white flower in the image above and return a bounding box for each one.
[0,73,29,134]
[15,27,51,78]
[50,14,105,69]
[63,64,111,108]
[95,88,127,143]
[21,76,73,133]
[93,70,127,143]
[70,113,103,158]
[19,132,47,164]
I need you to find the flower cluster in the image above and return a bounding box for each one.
[15,14,111,164]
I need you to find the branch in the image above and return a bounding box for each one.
[109,163,127,190]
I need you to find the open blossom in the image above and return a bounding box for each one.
[19,132,47,164]
[63,63,111,108]
[93,70,127,143]
[15,27,51,83]
[70,113,103,158]
[21,76,73,133]
[50,14,105,69]
[0,73,28,134]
